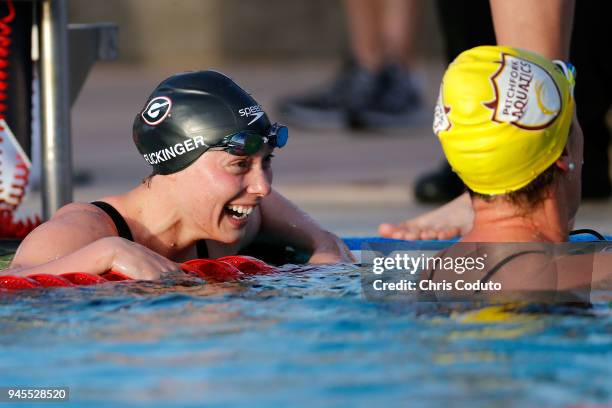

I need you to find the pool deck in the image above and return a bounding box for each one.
[18,61,612,236]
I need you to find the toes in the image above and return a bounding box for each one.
[437,227,461,240]
[380,221,458,241]
[380,223,419,241]
[391,227,421,241]
[420,230,439,240]
[378,223,395,237]
[391,231,405,239]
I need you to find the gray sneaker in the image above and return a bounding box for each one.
[353,63,427,129]
[279,61,378,129]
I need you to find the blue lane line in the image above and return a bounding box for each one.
[342,235,612,250]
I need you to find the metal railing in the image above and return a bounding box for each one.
[35,0,117,219]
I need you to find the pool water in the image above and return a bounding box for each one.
[1,259,611,407]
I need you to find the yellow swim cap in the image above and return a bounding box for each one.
[433,45,575,195]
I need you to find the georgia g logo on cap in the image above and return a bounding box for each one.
[142,96,172,126]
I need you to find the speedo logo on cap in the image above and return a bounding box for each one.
[486,53,562,130]
[238,104,265,126]
[142,96,172,126]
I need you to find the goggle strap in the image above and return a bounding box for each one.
[553,59,576,97]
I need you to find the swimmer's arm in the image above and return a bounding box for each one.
[9,236,116,277]
[8,205,115,274]
[256,189,354,263]
[5,205,177,279]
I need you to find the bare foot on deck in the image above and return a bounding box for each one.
[379,193,474,240]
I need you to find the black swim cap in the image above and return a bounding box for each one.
[133,70,271,175]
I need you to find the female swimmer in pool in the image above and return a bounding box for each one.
[6,70,353,280]
[411,46,610,294]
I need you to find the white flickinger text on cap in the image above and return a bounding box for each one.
[143,135,207,165]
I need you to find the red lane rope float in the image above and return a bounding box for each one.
[0,211,41,239]
[217,255,274,275]
[182,258,244,282]
[0,255,276,291]
[0,0,41,238]
[27,274,75,287]
[0,0,15,100]
[0,0,16,180]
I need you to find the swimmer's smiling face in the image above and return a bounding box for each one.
[175,145,274,244]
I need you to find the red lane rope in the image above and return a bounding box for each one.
[0,0,15,124]
[0,256,276,291]
[0,211,41,238]
[0,0,41,238]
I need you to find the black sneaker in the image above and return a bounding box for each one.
[414,161,465,203]
[353,63,427,129]
[278,61,377,129]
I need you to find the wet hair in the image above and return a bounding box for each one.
[468,164,559,208]
[141,171,156,188]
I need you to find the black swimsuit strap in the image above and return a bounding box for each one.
[90,201,134,241]
[477,250,546,292]
[425,249,545,293]
[91,201,209,258]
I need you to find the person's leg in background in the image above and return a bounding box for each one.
[570,0,611,199]
[381,0,418,68]
[278,0,380,129]
[489,0,573,59]
[413,0,495,203]
[381,0,605,240]
[352,0,424,129]
[343,0,382,71]
[414,0,610,203]
[279,0,423,130]
[346,0,420,72]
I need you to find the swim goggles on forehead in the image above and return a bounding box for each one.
[211,123,289,156]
